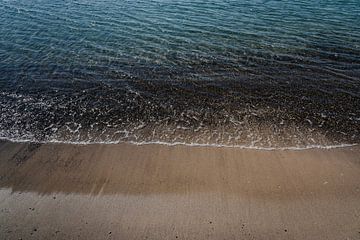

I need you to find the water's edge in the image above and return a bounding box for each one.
[1,137,357,151]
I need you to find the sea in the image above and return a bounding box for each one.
[0,0,359,149]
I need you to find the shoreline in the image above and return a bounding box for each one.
[0,140,359,239]
[0,137,357,151]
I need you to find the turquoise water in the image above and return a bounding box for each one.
[0,0,359,147]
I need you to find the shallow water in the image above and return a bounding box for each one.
[0,0,359,148]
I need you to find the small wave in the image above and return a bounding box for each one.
[0,136,356,151]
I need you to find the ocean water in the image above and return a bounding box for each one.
[0,0,359,148]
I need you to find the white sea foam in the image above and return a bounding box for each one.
[0,136,356,151]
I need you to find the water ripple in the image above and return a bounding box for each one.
[0,0,359,147]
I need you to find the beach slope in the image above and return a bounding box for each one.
[0,140,359,239]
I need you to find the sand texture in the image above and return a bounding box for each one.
[0,140,359,239]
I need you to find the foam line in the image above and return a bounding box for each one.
[0,137,356,151]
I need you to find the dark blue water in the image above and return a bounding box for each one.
[1,0,360,148]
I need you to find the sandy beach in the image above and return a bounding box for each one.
[0,140,359,239]
[1,0,359,239]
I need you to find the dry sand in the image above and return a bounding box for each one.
[0,140,359,239]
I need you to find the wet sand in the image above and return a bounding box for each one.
[0,140,359,240]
